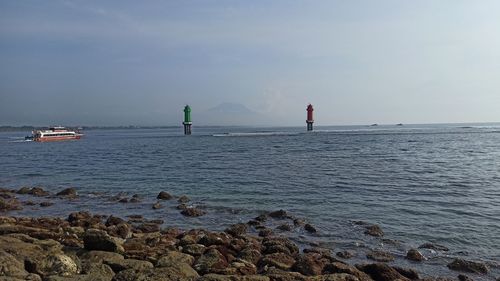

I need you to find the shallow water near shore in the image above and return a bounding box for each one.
[1,124,499,280]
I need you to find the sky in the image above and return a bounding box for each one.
[1,1,500,126]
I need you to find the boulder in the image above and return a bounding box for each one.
[277,224,292,231]
[25,253,79,277]
[198,274,270,281]
[366,250,394,262]
[357,263,410,281]
[392,266,419,280]
[112,264,198,281]
[193,248,228,274]
[268,210,289,219]
[458,274,474,281]
[418,242,449,251]
[135,223,160,233]
[292,253,328,276]
[226,258,258,275]
[447,258,489,274]
[68,212,102,228]
[323,262,372,281]
[0,250,30,279]
[364,225,384,237]
[105,216,125,227]
[83,229,124,253]
[157,251,195,267]
[304,224,317,233]
[183,243,206,256]
[157,191,173,200]
[336,251,356,259]
[310,273,361,281]
[405,249,424,262]
[238,248,262,265]
[199,232,231,247]
[56,188,77,197]
[104,258,153,273]
[181,207,206,217]
[254,214,268,222]
[0,198,23,211]
[225,223,248,237]
[178,195,190,203]
[29,187,50,196]
[40,201,54,207]
[258,228,273,237]
[258,252,296,271]
[262,237,299,256]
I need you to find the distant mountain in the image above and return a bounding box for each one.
[207,102,256,114]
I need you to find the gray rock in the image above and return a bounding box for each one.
[447,258,489,274]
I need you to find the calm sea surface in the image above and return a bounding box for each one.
[1,124,499,279]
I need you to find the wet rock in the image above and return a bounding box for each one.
[129,197,140,203]
[199,232,231,247]
[364,225,384,237]
[135,223,160,233]
[193,248,228,274]
[268,209,289,219]
[262,237,299,256]
[392,266,419,280]
[178,195,190,203]
[17,186,31,194]
[83,229,124,253]
[293,218,306,226]
[247,220,261,226]
[198,274,270,281]
[258,228,273,237]
[25,253,79,277]
[181,207,206,217]
[336,250,356,259]
[226,258,258,275]
[458,274,474,281]
[0,197,23,211]
[447,258,489,274]
[357,263,410,281]
[406,248,424,261]
[157,191,173,200]
[277,223,292,231]
[105,216,125,227]
[255,214,268,222]
[26,187,50,196]
[259,252,296,271]
[292,252,329,276]
[112,265,199,281]
[177,203,188,210]
[40,201,54,207]
[323,262,372,281]
[304,223,317,233]
[56,188,77,197]
[418,242,449,251]
[24,200,37,206]
[366,250,395,262]
[152,202,163,209]
[310,273,362,281]
[68,211,102,228]
[118,198,128,203]
[157,251,195,267]
[225,223,248,237]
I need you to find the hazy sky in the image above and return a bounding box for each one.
[1,1,500,126]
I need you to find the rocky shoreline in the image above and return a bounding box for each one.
[0,187,497,281]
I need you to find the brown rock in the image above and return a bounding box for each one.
[262,237,299,256]
[193,248,228,274]
[292,252,328,276]
[258,228,273,237]
[336,250,356,259]
[225,223,248,237]
[178,195,190,203]
[259,253,296,271]
[418,242,449,251]
[238,248,262,265]
[268,210,289,219]
[357,263,410,281]
[277,223,292,231]
[405,248,424,261]
[199,232,231,247]
[112,264,199,281]
[458,274,474,281]
[40,201,54,207]
[255,214,268,222]
[0,250,31,279]
[364,225,384,237]
[323,262,372,281]
[83,229,124,253]
[392,266,419,280]
[135,223,160,233]
[181,207,206,217]
[183,243,206,256]
[0,197,23,211]
[56,188,77,197]
[157,251,195,267]
[447,258,489,274]
[157,191,173,200]
[105,216,125,227]
[152,202,163,209]
[304,223,317,233]
[366,250,394,262]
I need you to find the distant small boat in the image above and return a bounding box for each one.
[396,123,403,126]
[27,126,83,142]
[370,124,378,127]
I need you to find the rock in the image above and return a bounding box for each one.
[27,187,50,196]
[104,258,153,273]
[405,248,424,261]
[40,201,54,207]
[181,207,206,217]
[259,253,296,271]
[178,195,190,203]
[25,253,79,277]
[418,242,449,251]
[304,224,317,233]
[357,263,410,281]
[366,250,395,262]
[118,198,128,203]
[152,202,163,209]
[293,218,306,226]
[292,253,328,276]
[199,232,231,247]
[268,210,289,219]
[157,191,173,200]
[258,228,273,237]
[255,214,268,222]
[0,250,30,279]
[277,223,292,231]
[68,211,102,228]
[17,186,31,194]
[24,200,37,206]
[105,216,125,227]
[0,197,23,211]
[323,262,372,281]
[198,274,269,281]
[112,264,199,281]
[157,251,195,267]
[458,274,474,281]
[129,197,140,203]
[238,248,262,265]
[45,263,114,281]
[183,243,206,256]
[262,237,299,256]
[193,248,228,274]
[392,266,419,280]
[83,229,124,253]
[225,223,248,237]
[135,223,160,233]
[336,251,356,259]
[364,225,384,237]
[447,258,489,274]
[56,188,77,197]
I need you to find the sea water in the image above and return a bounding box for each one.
[1,124,499,279]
